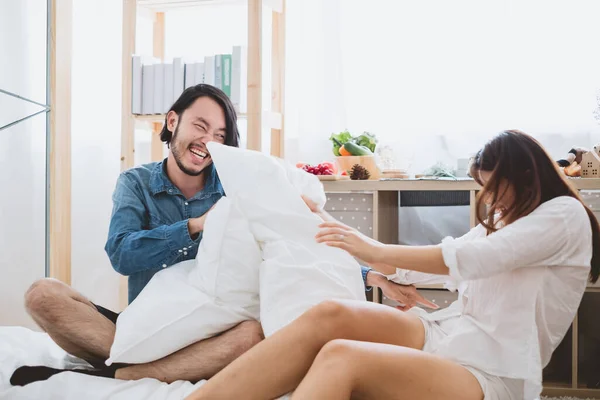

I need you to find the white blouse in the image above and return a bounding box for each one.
[389,196,592,399]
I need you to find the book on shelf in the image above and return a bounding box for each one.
[153,63,164,115]
[221,54,232,97]
[193,62,205,86]
[231,45,247,114]
[204,55,215,86]
[184,61,195,90]
[173,57,185,101]
[131,55,143,114]
[163,62,174,113]
[141,63,154,115]
[131,47,246,116]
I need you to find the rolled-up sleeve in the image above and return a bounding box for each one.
[439,200,576,281]
[387,224,486,290]
[105,173,201,275]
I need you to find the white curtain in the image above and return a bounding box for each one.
[285,0,600,174]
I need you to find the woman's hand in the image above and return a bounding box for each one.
[315,221,385,264]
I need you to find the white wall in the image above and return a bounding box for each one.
[284,0,600,171]
[70,0,123,311]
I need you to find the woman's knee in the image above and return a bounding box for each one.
[24,278,69,319]
[313,339,358,371]
[303,300,357,337]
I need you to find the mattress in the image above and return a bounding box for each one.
[0,326,205,400]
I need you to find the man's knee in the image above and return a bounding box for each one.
[235,320,264,353]
[24,278,70,321]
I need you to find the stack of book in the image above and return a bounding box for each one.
[131,46,247,116]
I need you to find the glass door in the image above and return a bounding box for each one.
[0,0,49,328]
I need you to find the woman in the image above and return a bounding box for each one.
[187,130,600,400]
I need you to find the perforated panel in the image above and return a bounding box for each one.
[325,193,374,238]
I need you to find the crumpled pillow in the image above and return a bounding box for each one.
[107,196,261,365]
[107,143,365,365]
[207,143,366,336]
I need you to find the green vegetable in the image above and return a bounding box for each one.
[354,131,377,153]
[330,130,353,156]
[343,142,373,156]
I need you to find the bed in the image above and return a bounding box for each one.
[0,326,294,399]
[0,326,205,400]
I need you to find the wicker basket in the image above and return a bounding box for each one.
[335,155,381,180]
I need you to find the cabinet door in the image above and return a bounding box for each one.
[578,291,600,389]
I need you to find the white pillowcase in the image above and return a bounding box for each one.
[207,143,366,336]
[107,196,261,365]
[108,143,365,365]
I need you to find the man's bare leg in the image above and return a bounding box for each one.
[115,320,264,383]
[23,278,264,383]
[25,278,115,364]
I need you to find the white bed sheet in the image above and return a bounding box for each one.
[0,326,291,400]
[0,326,204,400]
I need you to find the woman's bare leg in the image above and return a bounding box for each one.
[292,339,483,400]
[186,299,425,400]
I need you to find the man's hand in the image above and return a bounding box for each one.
[366,271,439,312]
[188,204,217,235]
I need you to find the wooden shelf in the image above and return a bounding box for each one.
[133,112,248,123]
[137,0,246,11]
[120,0,286,309]
[322,178,600,192]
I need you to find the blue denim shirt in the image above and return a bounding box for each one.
[105,159,372,303]
[105,160,224,303]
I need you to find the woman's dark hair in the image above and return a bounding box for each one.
[160,84,240,148]
[469,129,600,283]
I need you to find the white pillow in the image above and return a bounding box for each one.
[207,143,366,336]
[108,144,365,365]
[107,196,261,365]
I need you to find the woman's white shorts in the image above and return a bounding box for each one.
[419,316,524,400]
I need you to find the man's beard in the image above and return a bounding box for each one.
[170,125,206,177]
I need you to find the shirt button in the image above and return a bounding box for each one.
[183,251,188,256]
[178,249,183,253]
[183,247,187,250]
[162,264,167,268]
[168,189,173,193]
[184,202,189,206]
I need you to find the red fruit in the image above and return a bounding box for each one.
[320,162,337,174]
[296,162,306,169]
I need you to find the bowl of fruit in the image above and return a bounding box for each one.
[330,130,380,180]
[296,161,349,181]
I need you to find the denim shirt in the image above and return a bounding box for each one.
[105,160,224,303]
[105,159,372,304]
